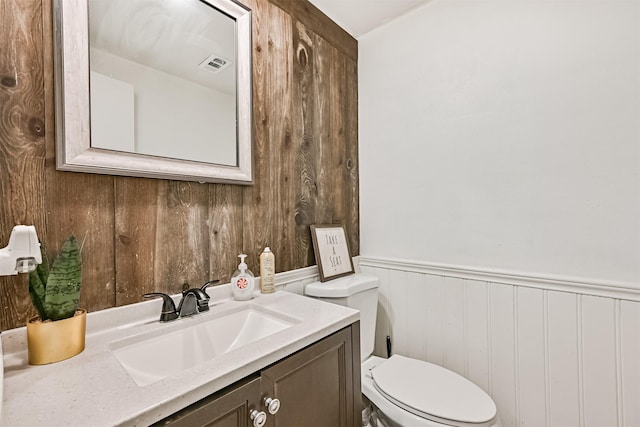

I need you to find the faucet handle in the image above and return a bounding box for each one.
[187,280,218,313]
[200,279,220,295]
[143,292,179,322]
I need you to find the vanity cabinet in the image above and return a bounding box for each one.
[154,376,262,427]
[155,323,361,427]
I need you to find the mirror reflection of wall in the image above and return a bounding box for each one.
[88,0,238,166]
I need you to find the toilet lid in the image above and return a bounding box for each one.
[371,355,497,427]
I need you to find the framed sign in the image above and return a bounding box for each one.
[310,224,355,282]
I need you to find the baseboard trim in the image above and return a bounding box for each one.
[359,256,640,302]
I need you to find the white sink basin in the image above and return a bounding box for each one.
[110,304,297,386]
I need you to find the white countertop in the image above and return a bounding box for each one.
[1,287,359,426]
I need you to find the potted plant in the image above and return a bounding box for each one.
[27,235,85,365]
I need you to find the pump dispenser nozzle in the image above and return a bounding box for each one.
[238,254,248,271]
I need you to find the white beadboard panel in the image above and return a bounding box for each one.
[424,273,446,366]
[360,265,393,357]
[516,287,547,427]
[389,270,410,356]
[581,296,618,427]
[490,283,517,427]
[464,280,491,393]
[620,300,640,427]
[346,260,639,427]
[443,277,466,377]
[406,272,428,360]
[547,291,581,427]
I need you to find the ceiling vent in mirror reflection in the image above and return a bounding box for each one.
[199,54,232,74]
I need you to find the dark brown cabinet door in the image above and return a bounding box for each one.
[156,324,361,427]
[154,376,262,427]
[260,325,361,427]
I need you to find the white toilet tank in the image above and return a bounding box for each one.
[305,274,379,361]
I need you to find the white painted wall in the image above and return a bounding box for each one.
[90,71,135,152]
[359,0,640,285]
[358,2,640,426]
[90,48,236,166]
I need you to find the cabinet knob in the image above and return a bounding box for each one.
[264,397,281,415]
[249,409,267,427]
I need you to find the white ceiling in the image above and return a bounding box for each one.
[308,0,431,38]
[89,0,236,94]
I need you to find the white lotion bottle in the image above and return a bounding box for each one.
[259,247,275,294]
[231,254,255,301]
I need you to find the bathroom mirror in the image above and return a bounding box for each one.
[53,0,253,184]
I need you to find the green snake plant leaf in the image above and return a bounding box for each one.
[43,236,82,321]
[28,248,48,321]
[33,246,49,286]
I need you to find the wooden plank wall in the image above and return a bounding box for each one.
[0,0,358,330]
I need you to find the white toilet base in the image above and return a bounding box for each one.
[362,356,502,427]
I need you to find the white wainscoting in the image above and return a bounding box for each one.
[359,257,640,427]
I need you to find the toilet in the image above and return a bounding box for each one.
[305,274,501,427]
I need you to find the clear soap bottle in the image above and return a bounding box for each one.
[231,254,255,301]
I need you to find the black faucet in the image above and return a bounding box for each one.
[144,279,219,322]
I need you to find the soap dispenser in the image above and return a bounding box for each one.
[231,254,255,301]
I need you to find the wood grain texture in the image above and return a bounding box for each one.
[114,177,159,305]
[267,3,295,274]
[242,0,275,274]
[154,181,211,293]
[312,34,332,227]
[0,0,47,329]
[44,169,117,313]
[0,0,358,330]
[343,58,359,255]
[209,184,244,284]
[292,21,318,269]
[268,0,357,62]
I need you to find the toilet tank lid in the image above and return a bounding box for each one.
[305,274,380,298]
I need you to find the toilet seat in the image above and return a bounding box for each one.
[370,355,497,427]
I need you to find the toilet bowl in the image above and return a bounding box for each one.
[305,274,501,427]
[362,355,500,427]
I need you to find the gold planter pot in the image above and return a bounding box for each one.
[27,309,86,365]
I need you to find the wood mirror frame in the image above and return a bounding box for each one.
[53,0,253,184]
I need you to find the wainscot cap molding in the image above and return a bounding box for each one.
[359,256,640,302]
